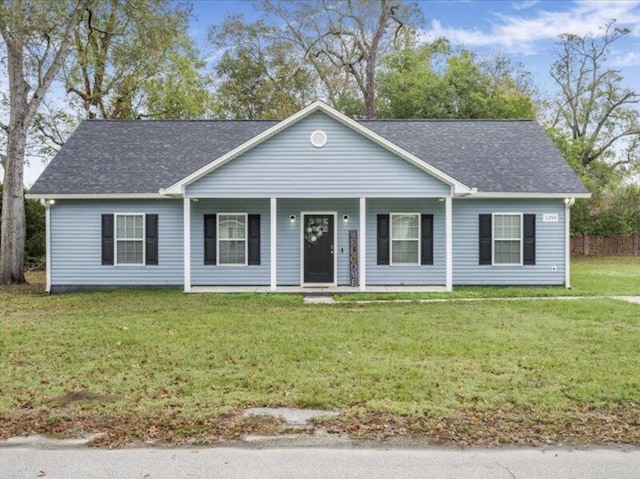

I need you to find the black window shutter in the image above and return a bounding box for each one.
[204,214,217,265]
[479,214,492,265]
[145,214,158,265]
[523,214,536,265]
[421,214,434,265]
[377,214,390,265]
[101,214,114,265]
[248,214,260,265]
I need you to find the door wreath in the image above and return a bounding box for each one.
[306,217,328,245]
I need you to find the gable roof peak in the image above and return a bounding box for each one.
[160,100,471,196]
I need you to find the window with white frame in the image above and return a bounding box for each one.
[218,213,247,265]
[493,213,522,265]
[115,214,144,265]
[390,213,420,265]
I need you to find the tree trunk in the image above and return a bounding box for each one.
[0,0,89,285]
[0,129,27,284]
[364,62,376,119]
[0,13,29,285]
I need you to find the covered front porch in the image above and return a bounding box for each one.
[182,196,454,293]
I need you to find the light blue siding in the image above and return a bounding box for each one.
[189,198,359,286]
[366,199,446,286]
[50,200,183,286]
[186,112,451,198]
[49,198,568,289]
[452,199,566,285]
[277,199,359,285]
[190,199,270,286]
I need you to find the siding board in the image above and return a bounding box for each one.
[452,199,565,285]
[191,199,270,286]
[366,199,446,286]
[186,112,450,198]
[50,200,183,286]
[49,197,568,288]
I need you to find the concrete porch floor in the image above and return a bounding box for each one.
[189,285,448,294]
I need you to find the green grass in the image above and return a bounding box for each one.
[335,256,640,301]
[571,256,640,295]
[0,257,639,445]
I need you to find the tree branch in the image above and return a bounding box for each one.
[589,130,640,163]
[26,0,91,124]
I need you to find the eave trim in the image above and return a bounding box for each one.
[26,193,168,200]
[457,192,591,199]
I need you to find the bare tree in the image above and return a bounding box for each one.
[209,0,421,119]
[262,0,422,119]
[0,0,89,285]
[547,20,640,170]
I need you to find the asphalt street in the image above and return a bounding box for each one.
[1,446,640,479]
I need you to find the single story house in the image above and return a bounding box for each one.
[28,101,589,293]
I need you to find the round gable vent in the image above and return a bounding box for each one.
[310,130,328,148]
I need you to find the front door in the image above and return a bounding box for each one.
[303,214,335,284]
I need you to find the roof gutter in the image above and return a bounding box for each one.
[26,193,168,200]
[459,192,591,199]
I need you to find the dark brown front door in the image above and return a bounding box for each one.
[303,214,334,284]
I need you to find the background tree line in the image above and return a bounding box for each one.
[1,0,639,283]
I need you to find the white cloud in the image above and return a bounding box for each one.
[610,50,640,67]
[512,1,540,11]
[421,0,640,55]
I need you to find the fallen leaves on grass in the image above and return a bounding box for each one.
[318,404,640,447]
[0,409,286,447]
[1,403,638,447]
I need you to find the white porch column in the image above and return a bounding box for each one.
[445,196,453,292]
[183,197,191,293]
[359,197,366,292]
[270,197,277,292]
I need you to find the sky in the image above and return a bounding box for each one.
[188,0,640,95]
[12,0,640,186]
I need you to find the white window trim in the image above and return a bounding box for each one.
[217,212,248,267]
[390,212,421,266]
[114,213,146,267]
[492,212,523,267]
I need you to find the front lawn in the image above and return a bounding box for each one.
[572,256,640,295]
[1,264,639,446]
[335,255,640,301]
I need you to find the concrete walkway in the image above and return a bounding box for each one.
[243,407,340,427]
[304,295,640,305]
[2,445,639,479]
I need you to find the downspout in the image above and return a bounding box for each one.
[40,199,53,293]
[565,198,575,289]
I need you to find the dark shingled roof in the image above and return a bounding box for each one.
[30,117,588,195]
[360,120,587,194]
